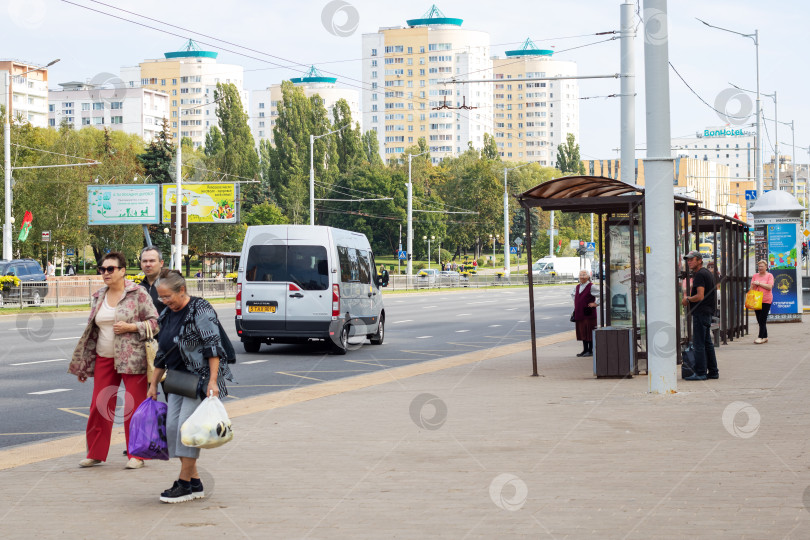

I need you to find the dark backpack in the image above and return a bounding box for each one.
[681,345,696,379]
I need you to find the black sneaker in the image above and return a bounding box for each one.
[160,480,193,504]
[707,373,719,380]
[190,479,204,500]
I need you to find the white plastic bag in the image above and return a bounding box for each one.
[180,396,234,449]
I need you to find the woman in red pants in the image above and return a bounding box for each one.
[69,251,159,469]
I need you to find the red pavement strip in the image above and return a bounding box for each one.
[0,331,575,471]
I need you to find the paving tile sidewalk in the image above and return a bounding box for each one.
[1,319,809,539]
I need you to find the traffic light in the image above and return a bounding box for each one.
[576,240,587,256]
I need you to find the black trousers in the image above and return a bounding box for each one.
[755,303,772,339]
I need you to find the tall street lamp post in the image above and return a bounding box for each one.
[698,19,762,196]
[503,162,530,275]
[406,150,429,276]
[3,58,60,260]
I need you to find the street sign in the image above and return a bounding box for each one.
[569,239,580,249]
[804,229,810,237]
[397,250,407,260]
[514,236,523,246]
[745,190,757,201]
[66,248,75,257]
[510,246,518,254]
[41,231,50,242]
[586,242,596,252]
[545,229,559,236]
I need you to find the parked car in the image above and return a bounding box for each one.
[0,258,48,306]
[438,270,469,287]
[416,268,440,287]
[235,225,385,355]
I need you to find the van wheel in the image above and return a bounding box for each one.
[243,339,261,353]
[370,317,384,345]
[331,325,349,355]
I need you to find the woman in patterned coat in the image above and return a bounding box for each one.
[69,251,159,470]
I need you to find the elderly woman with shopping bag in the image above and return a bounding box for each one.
[146,270,235,503]
[748,260,774,344]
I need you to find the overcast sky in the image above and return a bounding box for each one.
[5,0,806,163]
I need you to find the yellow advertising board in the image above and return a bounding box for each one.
[161,183,238,224]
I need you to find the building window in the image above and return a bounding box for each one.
[82,103,90,111]
[111,116,123,124]
[92,102,104,110]
[259,102,265,109]
[371,48,377,56]
[110,102,123,110]
[48,118,55,126]
[82,118,90,125]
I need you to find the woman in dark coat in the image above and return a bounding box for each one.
[571,269,599,357]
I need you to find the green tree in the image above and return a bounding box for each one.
[242,202,288,226]
[138,117,175,184]
[482,133,499,161]
[361,130,383,167]
[214,82,259,208]
[556,133,585,175]
[332,99,363,173]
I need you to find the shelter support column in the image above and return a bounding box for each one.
[643,0,678,393]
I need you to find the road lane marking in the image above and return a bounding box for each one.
[416,336,431,339]
[466,300,496,305]
[505,307,519,311]
[241,360,268,365]
[58,407,90,419]
[455,330,469,333]
[423,305,438,309]
[488,324,501,327]
[28,389,71,395]
[455,313,471,317]
[10,358,67,366]
[276,372,324,382]
[49,336,81,341]
[392,320,413,324]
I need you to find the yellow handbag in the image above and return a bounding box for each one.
[745,289,763,310]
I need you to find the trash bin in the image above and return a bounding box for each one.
[593,327,634,378]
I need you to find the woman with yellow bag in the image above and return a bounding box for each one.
[749,260,774,344]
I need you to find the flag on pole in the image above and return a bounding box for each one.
[18,211,33,242]
[555,238,562,253]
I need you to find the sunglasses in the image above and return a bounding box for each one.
[98,266,123,274]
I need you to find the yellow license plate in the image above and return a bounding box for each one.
[248,305,276,313]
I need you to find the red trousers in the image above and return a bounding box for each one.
[86,355,147,461]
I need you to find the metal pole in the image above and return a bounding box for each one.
[773,91,779,189]
[4,72,11,260]
[407,155,413,276]
[754,30,763,197]
[175,133,182,271]
[791,121,796,197]
[525,206,538,376]
[620,1,636,187]
[590,213,594,242]
[310,134,315,226]
[504,167,510,274]
[549,210,555,258]
[643,0,677,394]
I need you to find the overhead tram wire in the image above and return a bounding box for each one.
[65,1,617,145]
[668,62,752,122]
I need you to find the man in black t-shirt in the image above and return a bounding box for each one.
[139,246,166,313]
[681,250,718,380]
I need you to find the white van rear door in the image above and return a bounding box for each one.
[242,239,288,333]
[283,242,332,332]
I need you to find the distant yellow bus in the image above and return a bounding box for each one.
[699,243,713,257]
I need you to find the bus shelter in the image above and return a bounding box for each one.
[200,251,241,277]
[517,175,750,377]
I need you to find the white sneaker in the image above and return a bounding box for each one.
[754,338,763,344]
[79,458,102,468]
[125,458,144,469]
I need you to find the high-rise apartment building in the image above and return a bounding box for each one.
[48,81,169,141]
[361,6,492,163]
[120,40,247,147]
[491,39,579,165]
[249,67,361,145]
[0,59,50,128]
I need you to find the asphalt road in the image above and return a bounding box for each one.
[0,285,575,450]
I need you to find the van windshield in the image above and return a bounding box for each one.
[245,245,329,290]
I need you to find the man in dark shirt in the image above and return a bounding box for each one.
[681,250,718,380]
[139,246,166,313]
